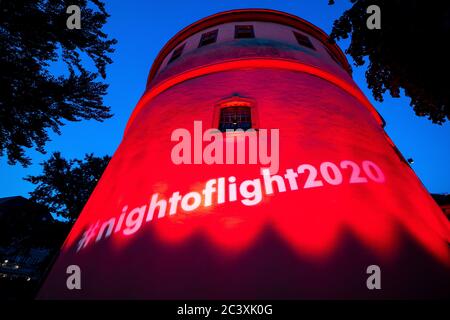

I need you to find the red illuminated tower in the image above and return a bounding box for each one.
[39,9,450,299]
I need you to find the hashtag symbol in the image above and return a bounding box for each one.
[76,221,100,252]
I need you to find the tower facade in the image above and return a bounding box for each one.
[39,9,449,299]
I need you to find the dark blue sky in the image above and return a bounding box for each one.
[1,0,449,197]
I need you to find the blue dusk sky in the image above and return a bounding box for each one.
[1,0,449,198]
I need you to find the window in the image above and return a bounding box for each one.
[218,106,252,132]
[168,43,185,64]
[235,25,255,39]
[199,29,218,47]
[293,31,315,50]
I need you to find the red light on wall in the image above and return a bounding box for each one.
[38,9,450,299]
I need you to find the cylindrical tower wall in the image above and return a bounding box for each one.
[38,9,450,299]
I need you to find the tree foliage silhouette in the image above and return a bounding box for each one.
[25,152,111,221]
[329,0,450,124]
[0,0,116,166]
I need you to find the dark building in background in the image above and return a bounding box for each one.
[0,196,70,300]
[432,194,450,219]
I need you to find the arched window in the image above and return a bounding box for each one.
[213,96,258,132]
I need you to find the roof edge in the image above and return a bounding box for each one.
[146,8,352,87]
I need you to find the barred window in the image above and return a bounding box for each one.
[293,31,315,50]
[199,29,218,47]
[219,106,252,132]
[168,44,185,64]
[235,25,255,39]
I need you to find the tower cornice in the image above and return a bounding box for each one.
[129,58,382,136]
[146,9,352,87]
